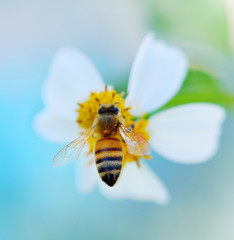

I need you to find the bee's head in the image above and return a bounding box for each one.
[98,103,120,115]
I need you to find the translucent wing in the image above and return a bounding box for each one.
[52,127,95,167]
[119,123,150,156]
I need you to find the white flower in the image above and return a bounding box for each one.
[34,33,225,204]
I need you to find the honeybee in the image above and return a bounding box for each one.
[53,103,150,187]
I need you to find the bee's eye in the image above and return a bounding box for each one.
[109,106,119,114]
[98,107,106,114]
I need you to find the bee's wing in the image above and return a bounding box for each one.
[52,127,95,167]
[119,123,150,156]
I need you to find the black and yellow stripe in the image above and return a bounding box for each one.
[95,137,123,186]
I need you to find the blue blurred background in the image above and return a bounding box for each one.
[0,0,234,239]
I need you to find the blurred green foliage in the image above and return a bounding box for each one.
[155,70,234,115]
[112,0,234,117]
[148,0,229,52]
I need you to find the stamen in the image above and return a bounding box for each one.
[95,97,100,102]
[112,92,116,99]
[77,103,84,108]
[124,106,132,112]
[105,85,108,92]
[144,155,153,160]
[136,160,140,168]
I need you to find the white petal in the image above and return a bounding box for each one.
[33,109,80,143]
[126,33,188,115]
[43,48,105,121]
[148,104,226,163]
[76,154,98,194]
[98,162,169,204]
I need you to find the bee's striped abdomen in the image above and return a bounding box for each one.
[95,137,123,187]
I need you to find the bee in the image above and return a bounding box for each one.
[53,103,150,187]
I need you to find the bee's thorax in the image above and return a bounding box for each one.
[97,114,119,137]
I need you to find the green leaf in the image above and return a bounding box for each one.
[149,70,234,116]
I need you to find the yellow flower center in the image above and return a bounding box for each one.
[76,88,150,166]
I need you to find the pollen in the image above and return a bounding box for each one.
[76,88,150,166]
